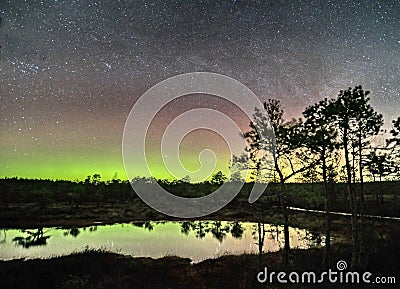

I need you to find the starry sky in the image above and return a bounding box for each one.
[1,0,399,180]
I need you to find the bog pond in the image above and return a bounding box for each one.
[0,221,324,263]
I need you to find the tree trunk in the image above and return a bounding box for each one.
[322,152,331,269]
[281,181,290,269]
[275,160,290,269]
[257,217,265,269]
[358,132,365,268]
[343,128,359,268]
[379,175,384,204]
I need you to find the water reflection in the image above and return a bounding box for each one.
[251,223,326,255]
[179,221,244,241]
[0,229,6,245]
[230,221,244,239]
[88,225,98,232]
[63,227,80,238]
[132,221,155,231]
[2,221,324,262]
[12,228,50,248]
[303,230,324,246]
[265,224,281,242]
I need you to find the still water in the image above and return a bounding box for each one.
[0,221,324,263]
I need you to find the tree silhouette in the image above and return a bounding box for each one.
[387,117,400,179]
[366,150,395,203]
[328,86,383,268]
[179,175,191,183]
[84,174,104,206]
[210,171,227,185]
[242,99,317,268]
[229,170,244,182]
[303,98,339,268]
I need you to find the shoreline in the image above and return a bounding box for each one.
[1,202,398,229]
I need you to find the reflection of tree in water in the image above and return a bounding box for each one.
[180,221,244,241]
[12,228,50,248]
[0,229,6,244]
[230,221,244,239]
[264,224,281,242]
[251,224,324,252]
[210,221,230,242]
[63,227,81,238]
[88,225,97,232]
[132,221,162,231]
[251,223,266,257]
[180,221,209,239]
[61,226,97,237]
[301,230,324,246]
[181,221,191,235]
[252,224,285,254]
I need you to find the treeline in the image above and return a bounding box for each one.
[0,176,133,207]
[1,174,398,211]
[0,174,228,208]
[0,170,231,206]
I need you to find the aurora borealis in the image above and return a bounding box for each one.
[1,0,399,180]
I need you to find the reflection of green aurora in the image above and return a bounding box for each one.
[3,221,323,263]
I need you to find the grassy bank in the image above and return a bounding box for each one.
[0,243,398,289]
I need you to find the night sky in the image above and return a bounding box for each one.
[1,0,399,180]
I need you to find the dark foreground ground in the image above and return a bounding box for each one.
[1,243,399,289]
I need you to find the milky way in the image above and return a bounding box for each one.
[1,0,399,180]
